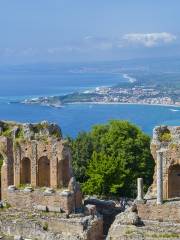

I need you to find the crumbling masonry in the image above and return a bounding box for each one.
[0,121,82,213]
[145,125,180,200]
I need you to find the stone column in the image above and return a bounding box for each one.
[50,141,58,188]
[157,150,163,205]
[137,178,144,201]
[1,161,9,200]
[31,141,37,187]
[14,147,21,187]
[50,155,58,188]
[136,178,144,204]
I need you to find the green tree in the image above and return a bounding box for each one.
[68,132,93,183]
[70,120,154,198]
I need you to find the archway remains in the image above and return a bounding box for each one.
[168,164,180,198]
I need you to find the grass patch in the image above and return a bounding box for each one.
[146,232,180,238]
[3,201,11,209]
[42,222,48,231]
[125,229,136,235]
[18,183,32,189]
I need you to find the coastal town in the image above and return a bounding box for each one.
[20,80,180,107]
[87,85,180,106]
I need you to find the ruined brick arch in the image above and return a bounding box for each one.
[168,164,180,198]
[37,156,50,187]
[58,155,71,187]
[20,157,31,185]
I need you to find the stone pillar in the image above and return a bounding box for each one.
[135,178,145,204]
[50,156,58,188]
[157,150,163,205]
[31,141,37,187]
[0,137,14,199]
[14,147,21,187]
[137,178,144,201]
[50,141,58,188]
[1,161,9,200]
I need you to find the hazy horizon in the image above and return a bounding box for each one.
[1,0,180,64]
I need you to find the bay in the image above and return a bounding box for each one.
[0,66,179,137]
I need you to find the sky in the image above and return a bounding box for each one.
[0,0,180,63]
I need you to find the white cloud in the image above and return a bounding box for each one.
[0,32,177,60]
[123,32,177,47]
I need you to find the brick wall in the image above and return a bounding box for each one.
[137,203,180,222]
[7,189,78,214]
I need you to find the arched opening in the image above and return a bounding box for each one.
[58,157,70,187]
[38,156,50,187]
[20,157,31,185]
[0,153,4,199]
[168,164,180,198]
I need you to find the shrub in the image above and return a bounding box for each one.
[159,129,172,142]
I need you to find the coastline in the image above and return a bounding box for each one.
[122,73,137,83]
[23,101,180,109]
[65,101,180,108]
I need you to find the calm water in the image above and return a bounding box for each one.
[0,69,179,137]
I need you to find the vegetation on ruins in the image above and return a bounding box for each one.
[42,222,49,231]
[158,128,172,142]
[0,121,61,141]
[69,120,154,197]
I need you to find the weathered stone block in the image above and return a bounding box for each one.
[33,205,48,212]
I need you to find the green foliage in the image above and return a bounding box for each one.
[159,129,172,142]
[0,123,24,139]
[43,222,48,231]
[15,127,24,139]
[1,123,12,138]
[18,183,31,189]
[3,202,11,209]
[33,123,46,133]
[70,120,154,198]
[33,122,61,139]
[68,132,93,183]
[0,154,3,169]
[51,130,61,139]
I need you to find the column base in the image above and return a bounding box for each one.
[135,199,146,204]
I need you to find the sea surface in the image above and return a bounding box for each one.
[0,66,180,137]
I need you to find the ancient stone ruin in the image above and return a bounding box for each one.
[0,121,103,240]
[0,120,82,213]
[146,125,180,201]
[1,123,180,239]
[107,126,180,240]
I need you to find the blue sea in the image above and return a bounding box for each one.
[0,64,180,137]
